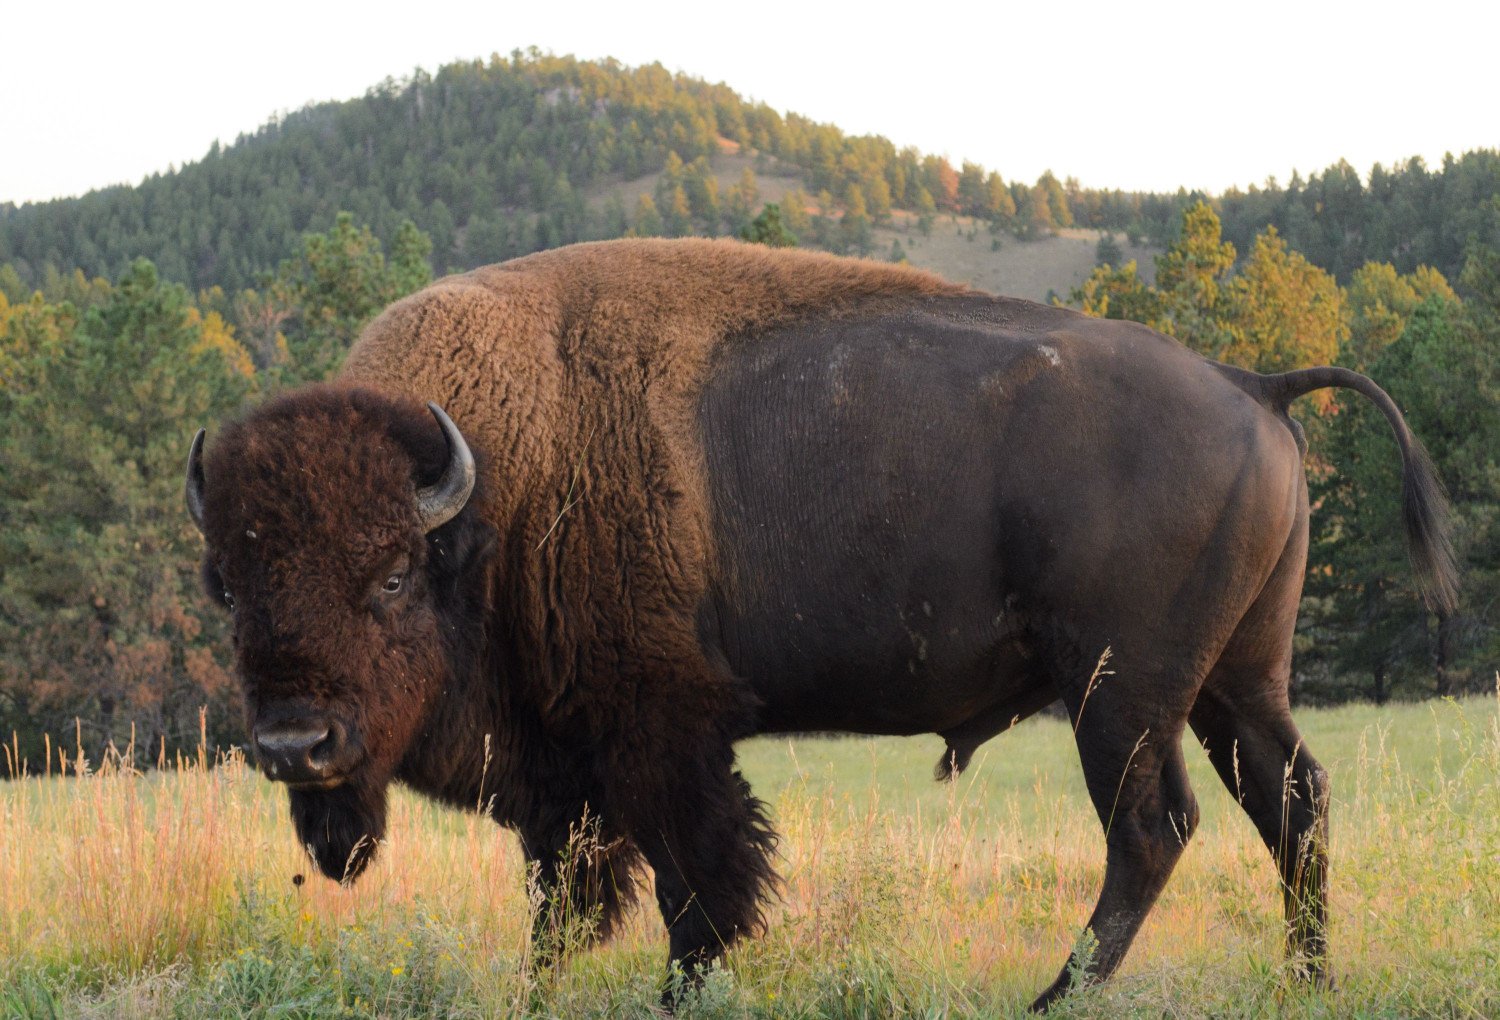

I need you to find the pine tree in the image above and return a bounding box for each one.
[724,167,760,234]
[0,263,252,759]
[840,184,873,255]
[1307,294,1500,699]
[739,204,798,248]
[684,156,720,229]
[272,212,433,380]
[632,194,665,237]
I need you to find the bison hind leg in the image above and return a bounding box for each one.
[1189,686,1331,985]
[1032,658,1204,1012]
[1189,516,1331,987]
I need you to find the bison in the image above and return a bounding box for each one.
[186,238,1455,1009]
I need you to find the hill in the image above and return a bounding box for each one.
[2,51,1495,300]
[0,51,1199,298]
[875,220,1157,301]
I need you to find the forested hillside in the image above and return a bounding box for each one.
[1217,151,1500,283]
[2,49,1498,764]
[3,52,1497,299]
[0,50,1102,293]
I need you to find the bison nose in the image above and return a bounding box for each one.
[254,719,342,787]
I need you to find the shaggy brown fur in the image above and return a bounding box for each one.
[343,240,968,721]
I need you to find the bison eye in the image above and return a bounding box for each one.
[381,574,404,595]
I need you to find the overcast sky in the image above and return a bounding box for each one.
[5,0,1495,206]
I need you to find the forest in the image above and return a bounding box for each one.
[1,50,1497,762]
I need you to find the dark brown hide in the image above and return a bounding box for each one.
[191,239,1454,1009]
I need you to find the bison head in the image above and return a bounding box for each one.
[187,386,492,882]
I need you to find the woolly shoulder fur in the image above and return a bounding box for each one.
[340,239,969,716]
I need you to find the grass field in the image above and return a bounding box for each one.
[2,694,1496,1018]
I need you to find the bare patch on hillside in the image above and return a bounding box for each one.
[878,216,1158,304]
[584,155,1159,304]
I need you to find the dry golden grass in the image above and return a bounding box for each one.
[3,694,1497,1018]
[880,218,1158,304]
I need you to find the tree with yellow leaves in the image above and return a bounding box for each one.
[1072,202,1347,388]
[1219,227,1347,385]
[1342,262,1458,372]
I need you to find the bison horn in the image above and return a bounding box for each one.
[186,428,207,534]
[416,402,475,533]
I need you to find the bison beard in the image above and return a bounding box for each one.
[289,781,388,883]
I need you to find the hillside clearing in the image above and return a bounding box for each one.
[584,153,1159,303]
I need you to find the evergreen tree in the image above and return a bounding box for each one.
[1095,232,1124,267]
[1307,294,1500,700]
[662,184,694,238]
[739,204,798,248]
[683,156,720,229]
[840,184,873,256]
[984,171,1016,224]
[865,175,893,224]
[724,167,760,234]
[778,190,811,237]
[271,212,432,380]
[1037,171,1073,228]
[915,187,936,237]
[957,161,988,217]
[1342,262,1457,372]
[0,262,252,759]
[632,194,664,237]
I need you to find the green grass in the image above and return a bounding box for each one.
[2,695,1496,1018]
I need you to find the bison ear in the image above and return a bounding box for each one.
[427,511,496,590]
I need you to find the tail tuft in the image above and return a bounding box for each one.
[1399,437,1459,615]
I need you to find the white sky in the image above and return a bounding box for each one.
[4,0,1496,206]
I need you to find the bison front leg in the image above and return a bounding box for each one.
[518,807,642,967]
[620,741,778,1002]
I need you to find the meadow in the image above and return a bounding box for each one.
[2,693,1496,1019]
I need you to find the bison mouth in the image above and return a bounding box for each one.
[284,776,347,792]
[288,781,388,883]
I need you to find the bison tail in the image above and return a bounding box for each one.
[1260,365,1459,616]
